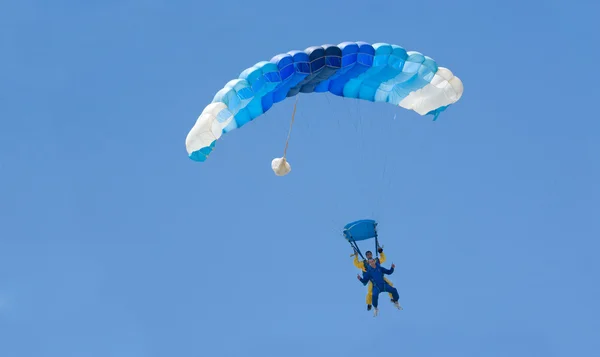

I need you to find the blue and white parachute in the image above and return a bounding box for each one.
[185,41,463,164]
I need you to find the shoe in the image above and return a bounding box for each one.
[373,307,379,317]
[393,301,403,310]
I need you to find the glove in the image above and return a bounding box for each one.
[378,247,383,253]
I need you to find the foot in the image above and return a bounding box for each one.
[393,300,403,310]
[367,304,372,311]
[373,307,379,317]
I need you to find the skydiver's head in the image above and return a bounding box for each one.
[365,251,373,259]
[368,259,377,269]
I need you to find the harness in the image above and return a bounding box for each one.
[364,264,388,292]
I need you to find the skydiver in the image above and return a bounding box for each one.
[352,248,395,311]
[357,259,402,316]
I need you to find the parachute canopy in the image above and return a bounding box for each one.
[185,41,464,162]
[343,219,378,242]
[344,219,382,261]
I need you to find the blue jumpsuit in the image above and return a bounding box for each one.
[358,265,399,308]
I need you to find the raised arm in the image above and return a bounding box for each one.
[378,251,386,264]
[357,271,370,285]
[381,265,395,275]
[353,254,365,270]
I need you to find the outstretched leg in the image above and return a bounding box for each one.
[371,286,382,316]
[384,284,402,310]
[371,286,380,308]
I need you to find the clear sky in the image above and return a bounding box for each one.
[1,0,599,356]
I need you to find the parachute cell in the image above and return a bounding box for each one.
[185,41,464,162]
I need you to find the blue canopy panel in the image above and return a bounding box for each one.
[186,41,464,162]
[343,219,378,242]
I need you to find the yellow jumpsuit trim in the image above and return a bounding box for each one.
[353,252,394,305]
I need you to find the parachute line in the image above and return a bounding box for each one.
[283,95,299,159]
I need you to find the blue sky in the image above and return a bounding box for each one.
[1,0,599,356]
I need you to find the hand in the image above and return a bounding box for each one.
[357,274,362,281]
[378,247,383,253]
[391,263,395,269]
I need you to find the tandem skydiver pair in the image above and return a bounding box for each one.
[344,219,403,317]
